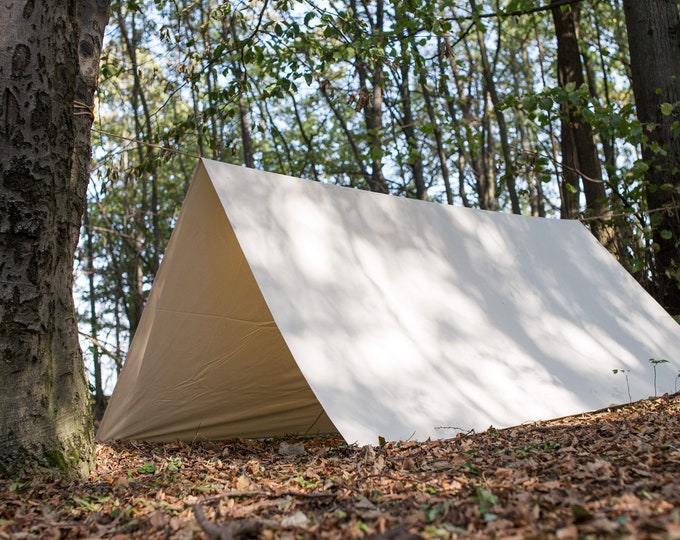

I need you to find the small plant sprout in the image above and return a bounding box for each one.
[475,487,499,522]
[649,358,670,397]
[612,368,632,403]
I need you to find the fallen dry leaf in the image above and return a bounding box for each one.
[1,394,679,539]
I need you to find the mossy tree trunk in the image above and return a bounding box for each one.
[0,0,110,478]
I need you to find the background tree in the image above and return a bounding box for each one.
[623,0,680,315]
[0,0,110,477]
[550,2,615,251]
[7,0,678,479]
[73,0,680,417]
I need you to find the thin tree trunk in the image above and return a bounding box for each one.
[238,92,256,169]
[83,204,106,419]
[320,81,369,187]
[590,14,616,172]
[351,0,389,194]
[558,107,581,219]
[395,23,426,199]
[440,34,480,208]
[114,6,158,339]
[421,79,453,205]
[288,91,320,181]
[116,7,161,274]
[222,14,255,168]
[470,0,521,214]
[533,15,563,199]
[481,97,498,210]
[551,3,616,252]
[259,97,293,174]
[513,45,546,217]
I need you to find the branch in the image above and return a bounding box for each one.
[78,331,124,370]
[491,0,582,18]
[193,505,262,540]
[239,0,270,44]
[448,0,583,21]
[199,488,337,504]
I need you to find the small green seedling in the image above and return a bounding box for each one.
[475,487,499,522]
[612,368,632,403]
[649,358,669,397]
[137,462,156,474]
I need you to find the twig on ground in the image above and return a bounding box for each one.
[193,504,262,540]
[199,488,337,504]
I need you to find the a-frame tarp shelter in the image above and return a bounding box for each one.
[97,159,680,445]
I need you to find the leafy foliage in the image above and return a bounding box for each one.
[78,0,680,395]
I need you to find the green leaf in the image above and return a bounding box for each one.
[661,102,674,116]
[421,501,447,522]
[137,462,156,474]
[660,229,673,240]
[631,160,650,176]
[539,96,553,111]
[475,487,499,515]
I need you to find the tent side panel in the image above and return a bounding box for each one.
[202,159,680,446]
[97,163,337,442]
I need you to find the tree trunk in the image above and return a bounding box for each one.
[83,204,106,420]
[623,0,680,316]
[114,8,153,338]
[471,0,521,215]
[558,106,581,219]
[551,3,616,252]
[421,79,453,205]
[351,0,389,194]
[396,26,426,200]
[0,1,110,477]
[288,91,320,181]
[439,34,483,208]
[116,6,162,275]
[320,80,370,187]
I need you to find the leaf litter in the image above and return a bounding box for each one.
[1,393,679,539]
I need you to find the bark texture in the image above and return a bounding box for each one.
[0,0,110,477]
[471,0,520,214]
[351,0,389,194]
[623,0,680,315]
[551,4,616,253]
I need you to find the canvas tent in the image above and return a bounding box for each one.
[97,159,680,445]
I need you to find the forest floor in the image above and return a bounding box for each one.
[1,394,679,540]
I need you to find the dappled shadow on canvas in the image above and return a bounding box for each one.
[99,161,680,445]
[209,161,679,444]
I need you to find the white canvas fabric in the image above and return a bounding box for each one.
[97,159,680,445]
